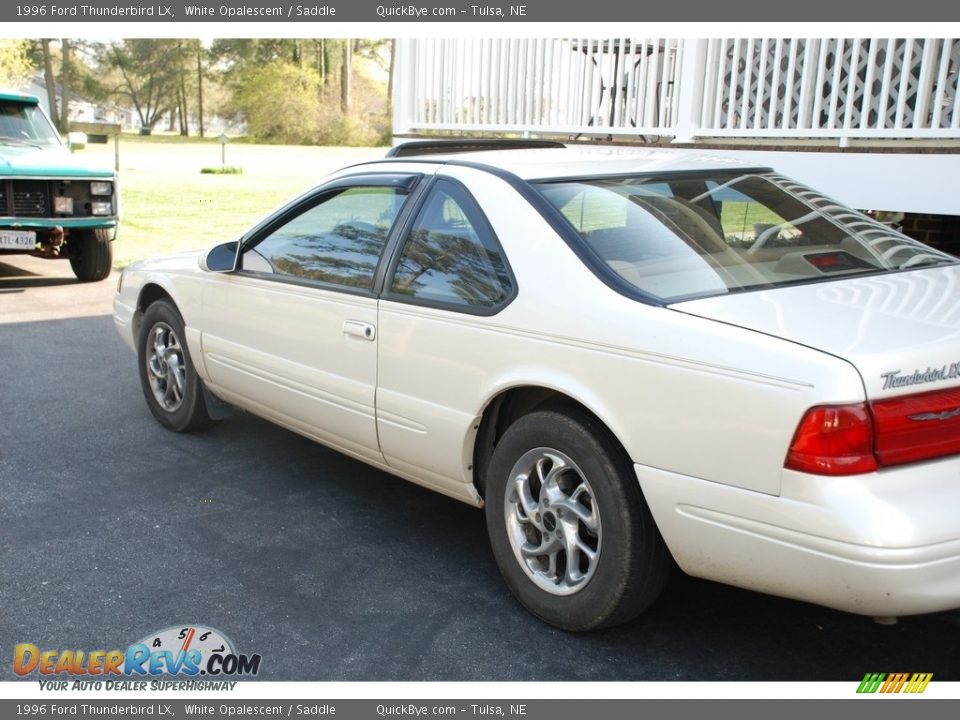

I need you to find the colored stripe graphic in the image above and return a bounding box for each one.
[881,673,909,693]
[905,673,933,693]
[857,673,885,693]
[857,672,932,694]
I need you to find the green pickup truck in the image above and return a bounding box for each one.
[1,90,118,282]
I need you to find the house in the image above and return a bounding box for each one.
[22,72,138,131]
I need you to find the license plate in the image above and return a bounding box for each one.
[0,230,37,250]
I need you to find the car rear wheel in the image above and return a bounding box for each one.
[138,299,214,432]
[69,228,113,282]
[485,406,670,631]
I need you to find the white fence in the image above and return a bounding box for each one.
[393,37,960,144]
[394,38,683,137]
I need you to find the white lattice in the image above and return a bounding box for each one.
[706,38,959,136]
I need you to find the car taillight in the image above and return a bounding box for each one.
[787,388,960,475]
[871,387,960,466]
[785,404,878,475]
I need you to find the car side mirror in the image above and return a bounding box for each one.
[200,241,239,273]
[67,131,87,151]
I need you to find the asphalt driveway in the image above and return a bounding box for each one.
[2,256,958,682]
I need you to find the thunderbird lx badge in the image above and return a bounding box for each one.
[881,363,960,390]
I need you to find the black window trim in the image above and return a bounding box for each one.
[235,172,425,297]
[380,175,519,317]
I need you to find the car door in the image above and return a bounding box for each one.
[200,173,420,464]
[376,176,517,495]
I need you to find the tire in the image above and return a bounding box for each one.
[485,406,670,631]
[69,228,114,282]
[137,299,214,433]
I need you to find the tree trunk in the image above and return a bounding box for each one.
[340,39,352,115]
[196,40,205,138]
[178,42,189,136]
[41,40,59,130]
[179,88,188,136]
[59,39,70,133]
[387,39,397,112]
[322,39,330,90]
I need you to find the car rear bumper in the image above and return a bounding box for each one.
[637,459,960,617]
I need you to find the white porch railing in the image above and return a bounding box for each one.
[394,38,683,137]
[393,37,960,144]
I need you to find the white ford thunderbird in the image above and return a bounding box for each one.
[114,141,960,630]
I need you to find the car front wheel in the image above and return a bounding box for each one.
[137,299,213,432]
[485,406,670,631]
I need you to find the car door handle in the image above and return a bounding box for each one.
[342,320,376,341]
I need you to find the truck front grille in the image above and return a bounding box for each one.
[11,181,49,217]
[2,180,56,218]
[2,179,112,220]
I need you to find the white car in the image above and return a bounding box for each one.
[114,141,960,631]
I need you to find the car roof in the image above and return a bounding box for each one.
[388,145,768,181]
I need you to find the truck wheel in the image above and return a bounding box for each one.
[138,299,214,432]
[69,228,113,282]
[485,406,671,631]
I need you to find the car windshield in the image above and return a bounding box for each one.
[535,172,957,302]
[0,100,62,147]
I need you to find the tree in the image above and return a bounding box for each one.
[211,37,393,146]
[232,61,322,144]
[341,39,352,114]
[175,40,190,136]
[30,40,103,132]
[195,40,205,137]
[387,39,396,113]
[210,39,306,78]
[0,39,31,87]
[40,40,59,128]
[59,39,71,132]
[101,40,181,130]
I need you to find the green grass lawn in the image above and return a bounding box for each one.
[79,135,385,268]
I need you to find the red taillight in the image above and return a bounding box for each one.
[872,387,960,466]
[786,404,878,475]
[787,388,960,475]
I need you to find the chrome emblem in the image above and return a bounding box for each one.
[908,407,960,422]
[881,363,960,390]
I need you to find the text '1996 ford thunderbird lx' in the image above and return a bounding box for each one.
[114,141,960,631]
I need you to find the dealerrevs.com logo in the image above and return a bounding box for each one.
[857,673,933,694]
[14,625,261,688]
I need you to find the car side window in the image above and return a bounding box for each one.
[245,185,408,290]
[389,180,513,309]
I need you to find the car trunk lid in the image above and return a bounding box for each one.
[674,265,960,471]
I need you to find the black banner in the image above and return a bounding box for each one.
[2,0,957,23]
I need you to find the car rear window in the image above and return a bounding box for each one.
[535,172,957,302]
